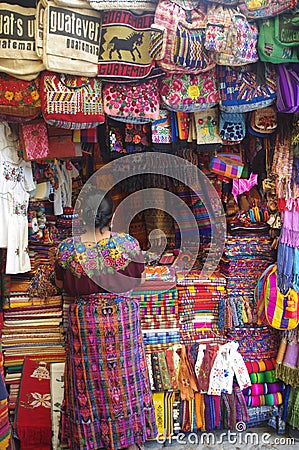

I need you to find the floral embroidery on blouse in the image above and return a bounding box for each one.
[3,162,23,183]
[57,232,141,278]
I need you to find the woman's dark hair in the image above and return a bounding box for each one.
[83,190,114,232]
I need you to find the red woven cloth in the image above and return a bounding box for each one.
[14,358,52,450]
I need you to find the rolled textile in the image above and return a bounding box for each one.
[243,382,283,396]
[245,358,276,374]
[244,392,283,407]
[250,370,277,384]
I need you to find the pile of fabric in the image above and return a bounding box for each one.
[220,235,275,327]
[133,265,179,351]
[2,282,65,418]
[177,270,227,344]
[227,326,282,427]
[137,288,180,351]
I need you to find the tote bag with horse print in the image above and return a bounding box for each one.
[98,10,156,80]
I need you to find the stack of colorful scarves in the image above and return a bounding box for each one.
[220,235,275,326]
[135,288,180,351]
[132,265,178,352]
[177,271,227,344]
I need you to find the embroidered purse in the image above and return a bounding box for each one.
[102,79,160,123]
[193,108,223,145]
[20,120,49,161]
[219,112,246,142]
[160,68,219,113]
[0,74,41,119]
[249,106,277,135]
[40,71,105,129]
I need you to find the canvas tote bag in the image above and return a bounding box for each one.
[42,1,102,76]
[0,3,44,80]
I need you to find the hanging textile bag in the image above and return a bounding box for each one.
[276,63,299,113]
[210,152,244,179]
[160,67,219,112]
[97,9,156,81]
[47,126,77,158]
[42,1,101,76]
[149,0,215,74]
[205,4,259,66]
[89,0,158,11]
[192,108,223,145]
[40,71,105,129]
[249,106,277,135]
[205,0,239,4]
[218,63,277,112]
[239,0,298,19]
[20,120,49,161]
[258,13,299,64]
[102,79,160,123]
[0,3,44,80]
[219,112,246,142]
[257,264,299,330]
[0,74,41,119]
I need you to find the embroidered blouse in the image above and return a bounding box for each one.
[55,232,144,296]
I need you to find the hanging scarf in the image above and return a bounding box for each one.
[277,243,294,295]
[272,117,293,201]
[281,209,299,249]
[293,248,299,292]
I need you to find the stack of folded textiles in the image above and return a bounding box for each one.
[133,265,178,352]
[177,270,227,344]
[220,235,275,326]
[2,281,65,419]
[136,288,180,351]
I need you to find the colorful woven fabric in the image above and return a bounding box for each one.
[245,358,276,374]
[61,294,157,450]
[14,358,52,450]
[275,329,299,387]
[244,392,283,407]
[226,326,280,361]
